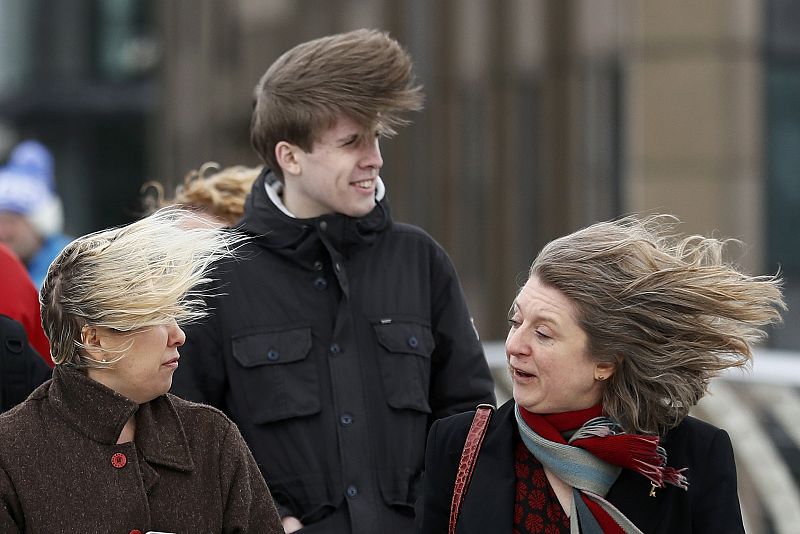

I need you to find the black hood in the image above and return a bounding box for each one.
[238,168,392,266]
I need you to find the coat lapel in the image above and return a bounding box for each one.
[135,394,194,473]
[606,460,671,532]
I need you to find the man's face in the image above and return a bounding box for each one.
[0,211,41,263]
[284,114,383,219]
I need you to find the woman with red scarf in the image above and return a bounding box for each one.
[417,215,785,534]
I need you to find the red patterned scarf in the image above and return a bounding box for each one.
[517,404,688,533]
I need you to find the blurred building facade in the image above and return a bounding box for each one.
[0,0,798,345]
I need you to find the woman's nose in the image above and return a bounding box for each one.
[169,320,186,347]
[505,326,528,358]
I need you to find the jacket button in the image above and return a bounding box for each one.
[111,453,127,469]
[319,221,328,231]
[340,413,353,426]
[313,260,323,271]
[407,336,419,348]
[267,349,280,361]
[314,277,328,290]
[334,262,341,272]
[329,343,341,355]
[346,485,358,498]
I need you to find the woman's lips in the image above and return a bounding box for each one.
[162,357,180,368]
[509,363,536,381]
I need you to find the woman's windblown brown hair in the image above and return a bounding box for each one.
[530,215,786,436]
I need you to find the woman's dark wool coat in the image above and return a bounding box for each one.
[0,366,283,533]
[417,399,745,533]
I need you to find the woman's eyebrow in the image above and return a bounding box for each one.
[514,304,563,326]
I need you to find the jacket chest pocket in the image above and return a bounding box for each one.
[372,320,434,413]
[231,327,320,424]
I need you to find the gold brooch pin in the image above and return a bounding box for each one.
[649,482,658,497]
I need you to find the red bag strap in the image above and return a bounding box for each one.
[448,404,495,534]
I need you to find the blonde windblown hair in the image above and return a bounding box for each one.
[141,162,260,226]
[40,207,244,368]
[529,215,786,436]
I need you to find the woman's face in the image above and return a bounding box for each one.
[87,319,185,404]
[506,275,613,414]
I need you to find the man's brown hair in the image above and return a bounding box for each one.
[250,28,424,181]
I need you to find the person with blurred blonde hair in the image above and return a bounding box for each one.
[0,208,283,533]
[418,215,785,534]
[142,162,260,228]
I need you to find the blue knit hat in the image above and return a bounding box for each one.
[0,140,64,236]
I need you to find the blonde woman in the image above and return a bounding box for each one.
[0,208,282,533]
[142,162,261,228]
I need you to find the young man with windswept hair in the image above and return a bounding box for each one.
[172,29,496,533]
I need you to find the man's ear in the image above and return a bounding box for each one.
[275,141,302,177]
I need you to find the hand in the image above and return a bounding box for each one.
[282,515,304,533]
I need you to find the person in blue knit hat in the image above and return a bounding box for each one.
[0,140,71,287]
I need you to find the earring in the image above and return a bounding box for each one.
[597,375,605,381]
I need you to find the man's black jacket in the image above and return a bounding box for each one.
[172,172,495,533]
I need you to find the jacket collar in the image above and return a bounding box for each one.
[263,172,387,217]
[237,169,392,266]
[48,366,194,472]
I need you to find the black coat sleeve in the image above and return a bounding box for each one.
[691,427,744,533]
[427,246,496,420]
